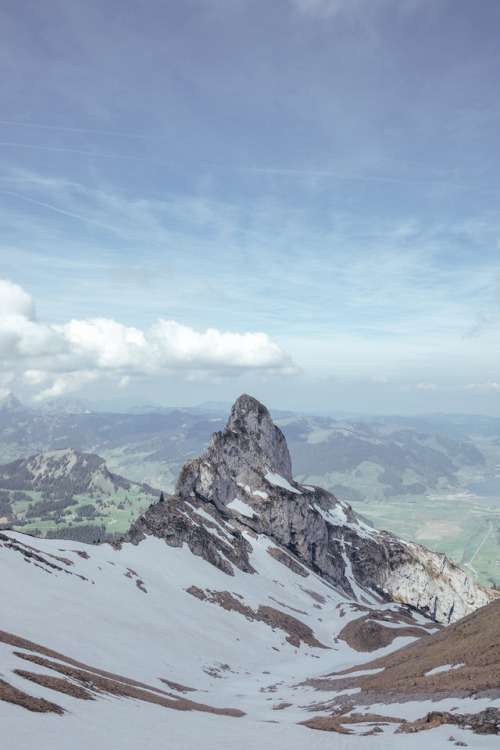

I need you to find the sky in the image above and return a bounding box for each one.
[1,0,500,415]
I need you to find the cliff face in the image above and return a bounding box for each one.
[127,394,495,623]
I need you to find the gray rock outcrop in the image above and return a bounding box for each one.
[126,394,496,623]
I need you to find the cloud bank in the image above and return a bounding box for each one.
[0,280,297,400]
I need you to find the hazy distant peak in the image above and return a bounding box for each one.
[39,398,91,415]
[0,393,25,411]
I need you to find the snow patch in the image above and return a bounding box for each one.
[237,482,268,499]
[329,667,385,679]
[265,471,301,494]
[424,663,465,676]
[313,503,347,525]
[227,498,255,518]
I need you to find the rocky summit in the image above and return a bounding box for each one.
[127,394,495,623]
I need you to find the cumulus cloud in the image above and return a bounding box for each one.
[0,279,297,400]
[0,281,58,362]
[0,279,36,319]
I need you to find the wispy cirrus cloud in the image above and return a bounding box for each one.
[2,167,499,351]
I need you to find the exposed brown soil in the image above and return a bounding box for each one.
[301,706,500,736]
[300,588,326,604]
[305,598,500,703]
[0,677,64,715]
[268,595,307,615]
[300,706,402,735]
[160,679,197,694]
[337,612,432,652]
[398,707,500,735]
[0,534,88,581]
[0,629,244,718]
[257,605,326,649]
[72,549,90,559]
[13,670,95,700]
[186,586,327,648]
[12,650,244,716]
[0,534,68,573]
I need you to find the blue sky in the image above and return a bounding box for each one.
[1,0,500,414]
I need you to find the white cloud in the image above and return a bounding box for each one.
[55,318,147,370]
[0,279,62,359]
[0,279,297,400]
[24,368,103,399]
[461,381,500,394]
[149,321,294,372]
[0,279,35,319]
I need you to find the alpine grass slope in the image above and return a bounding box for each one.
[0,395,498,749]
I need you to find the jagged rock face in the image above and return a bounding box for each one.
[222,394,293,480]
[127,394,496,624]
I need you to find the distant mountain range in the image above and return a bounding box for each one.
[1,393,499,586]
[1,393,496,494]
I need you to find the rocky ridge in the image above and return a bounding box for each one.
[127,394,496,624]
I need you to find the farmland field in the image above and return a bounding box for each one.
[347,491,500,589]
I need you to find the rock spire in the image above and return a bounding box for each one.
[126,395,496,624]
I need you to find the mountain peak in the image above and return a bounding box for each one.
[231,393,267,415]
[173,393,294,509]
[221,394,293,481]
[0,393,25,411]
[128,394,496,623]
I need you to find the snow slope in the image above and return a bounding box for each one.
[1,530,498,749]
